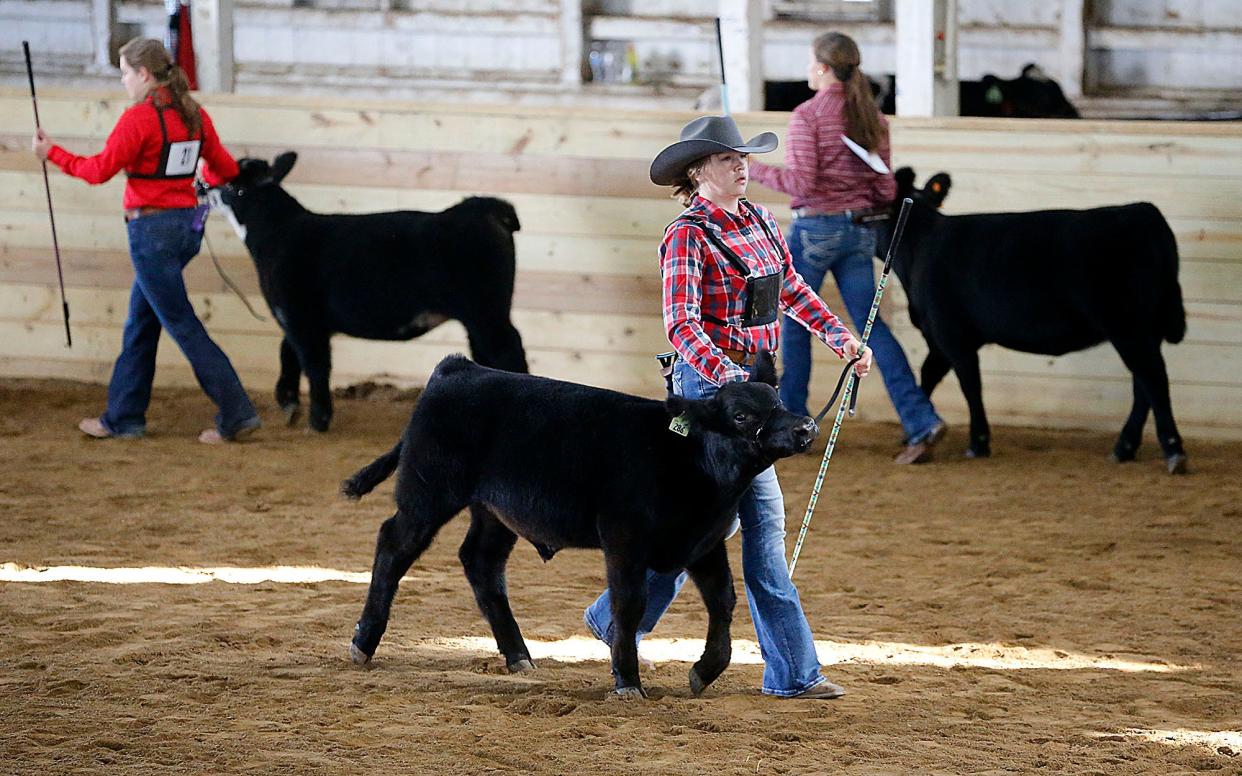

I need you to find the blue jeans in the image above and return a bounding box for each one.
[583,359,827,697]
[781,214,941,442]
[100,208,258,437]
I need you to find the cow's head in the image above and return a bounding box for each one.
[895,167,951,211]
[874,167,952,276]
[665,352,818,459]
[209,151,300,242]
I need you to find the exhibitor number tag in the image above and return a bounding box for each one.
[164,140,201,176]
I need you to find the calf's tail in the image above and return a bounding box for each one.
[458,196,521,234]
[1153,207,1186,344]
[341,441,403,500]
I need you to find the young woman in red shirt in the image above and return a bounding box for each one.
[32,38,260,444]
[583,115,871,699]
[749,32,945,464]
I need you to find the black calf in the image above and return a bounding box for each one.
[878,168,1187,473]
[342,353,818,697]
[216,152,528,431]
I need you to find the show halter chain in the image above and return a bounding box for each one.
[788,197,914,579]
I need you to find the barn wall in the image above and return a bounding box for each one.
[1,88,1240,441]
[4,1,1242,110]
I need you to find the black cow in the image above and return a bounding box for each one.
[764,64,1078,119]
[341,353,819,697]
[214,152,528,432]
[961,64,1080,119]
[878,168,1187,474]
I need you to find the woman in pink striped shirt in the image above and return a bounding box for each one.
[750,32,946,464]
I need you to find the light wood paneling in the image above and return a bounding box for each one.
[1,87,1240,441]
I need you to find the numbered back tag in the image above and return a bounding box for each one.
[164,140,201,176]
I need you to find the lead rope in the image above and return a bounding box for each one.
[203,228,267,323]
[789,198,913,579]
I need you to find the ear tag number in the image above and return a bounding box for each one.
[669,413,691,437]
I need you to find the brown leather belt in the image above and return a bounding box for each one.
[793,206,889,224]
[123,206,169,222]
[721,347,760,366]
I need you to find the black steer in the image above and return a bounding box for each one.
[764,64,1078,119]
[879,168,1187,474]
[216,151,528,431]
[342,353,818,697]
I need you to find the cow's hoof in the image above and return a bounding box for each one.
[507,658,536,674]
[965,446,991,459]
[349,642,373,667]
[612,686,645,700]
[1111,443,1138,463]
[281,403,301,427]
[1166,453,1188,475]
[688,667,708,697]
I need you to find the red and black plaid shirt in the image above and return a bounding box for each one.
[661,195,852,385]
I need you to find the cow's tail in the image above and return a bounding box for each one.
[457,196,521,234]
[1152,205,1186,344]
[341,441,403,500]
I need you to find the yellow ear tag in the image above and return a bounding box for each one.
[669,413,691,436]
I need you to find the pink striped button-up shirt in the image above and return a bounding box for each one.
[749,83,896,212]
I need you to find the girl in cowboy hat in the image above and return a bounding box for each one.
[583,114,871,699]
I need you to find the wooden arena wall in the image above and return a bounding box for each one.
[1,88,1240,440]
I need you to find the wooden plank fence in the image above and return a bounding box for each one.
[1,88,1239,439]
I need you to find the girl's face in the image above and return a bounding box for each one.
[120,58,153,101]
[695,151,749,202]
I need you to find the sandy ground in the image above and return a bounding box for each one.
[0,378,1239,775]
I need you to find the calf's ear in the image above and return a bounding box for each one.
[271,151,299,183]
[924,172,952,208]
[748,350,778,387]
[665,395,711,426]
[895,167,916,200]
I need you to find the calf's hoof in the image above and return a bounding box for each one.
[309,416,331,433]
[507,658,536,674]
[1165,453,1188,475]
[349,642,373,667]
[281,403,302,427]
[688,667,708,697]
[1110,441,1138,463]
[965,445,991,459]
[612,686,646,700]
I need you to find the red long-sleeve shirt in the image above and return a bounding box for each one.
[749,83,896,212]
[46,89,238,210]
[662,196,853,385]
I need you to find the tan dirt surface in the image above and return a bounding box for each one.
[1,379,1239,775]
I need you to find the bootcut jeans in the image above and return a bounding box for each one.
[100,208,258,438]
[780,213,942,443]
[583,358,829,697]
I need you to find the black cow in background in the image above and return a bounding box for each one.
[215,152,528,431]
[342,353,819,698]
[878,168,1188,474]
[764,64,1079,118]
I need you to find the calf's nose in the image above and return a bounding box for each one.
[795,418,819,446]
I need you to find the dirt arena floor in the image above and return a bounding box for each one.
[1,378,1239,775]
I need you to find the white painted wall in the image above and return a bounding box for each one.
[2,0,1239,109]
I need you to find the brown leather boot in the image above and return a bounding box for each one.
[894,422,947,464]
